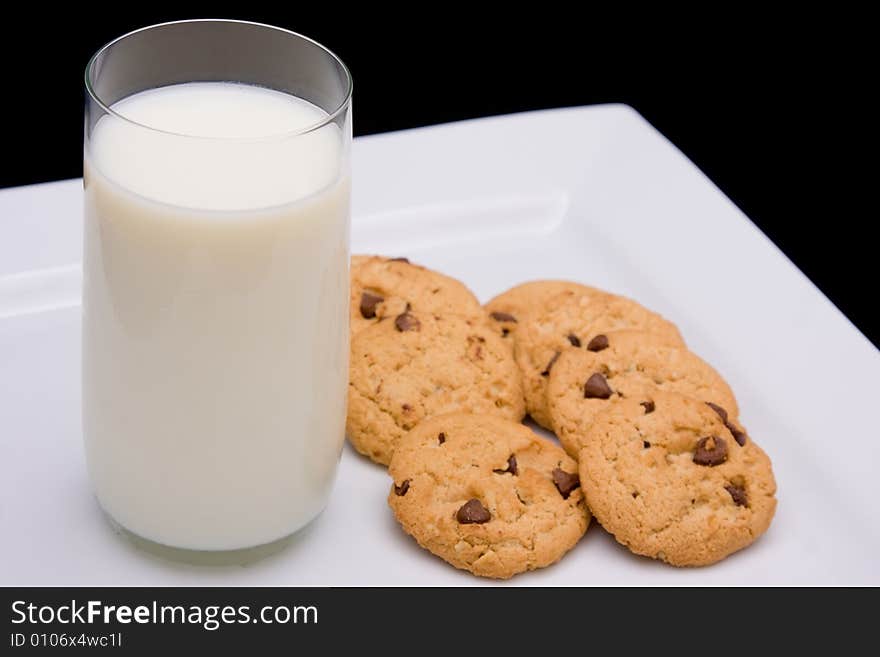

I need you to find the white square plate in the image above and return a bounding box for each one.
[2,105,878,585]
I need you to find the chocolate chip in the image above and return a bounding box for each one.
[641,400,655,414]
[501,328,511,337]
[725,483,748,507]
[693,436,728,466]
[705,401,728,423]
[359,291,384,319]
[705,402,747,445]
[540,351,561,377]
[586,334,609,352]
[552,468,581,499]
[567,334,581,347]
[584,373,613,399]
[729,427,747,446]
[490,311,517,323]
[493,454,518,475]
[456,498,491,524]
[394,480,410,496]
[388,257,409,263]
[643,440,651,448]
[395,313,421,332]
[438,432,446,445]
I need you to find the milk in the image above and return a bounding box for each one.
[82,83,350,551]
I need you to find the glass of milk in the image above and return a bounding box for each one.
[82,20,352,557]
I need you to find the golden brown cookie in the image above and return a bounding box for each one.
[388,413,589,579]
[547,330,738,456]
[350,254,371,270]
[350,255,482,335]
[484,280,608,342]
[578,392,776,566]
[347,311,525,466]
[515,293,684,428]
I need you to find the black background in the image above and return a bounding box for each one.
[1,8,871,346]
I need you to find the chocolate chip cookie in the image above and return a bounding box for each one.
[515,293,684,428]
[347,311,525,466]
[485,280,608,341]
[350,255,482,335]
[578,392,776,566]
[388,413,589,579]
[547,330,738,456]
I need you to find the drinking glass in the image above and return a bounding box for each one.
[82,20,352,557]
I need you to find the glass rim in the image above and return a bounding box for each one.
[84,18,353,141]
